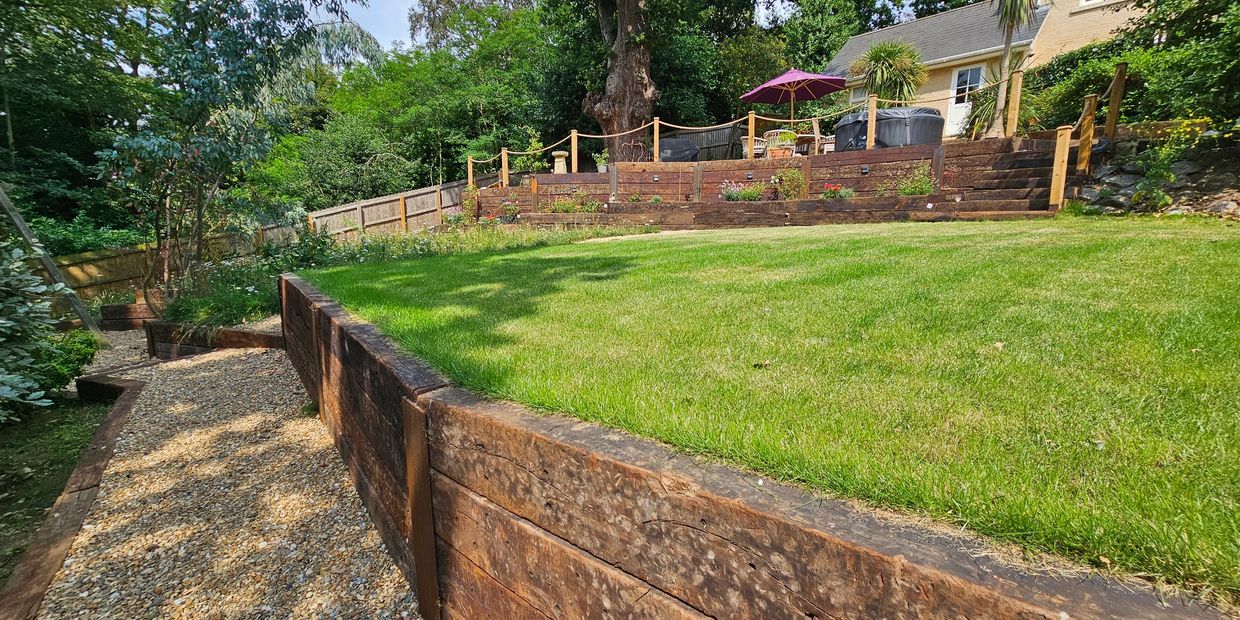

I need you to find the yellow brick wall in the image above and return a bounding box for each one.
[1029,0,1140,67]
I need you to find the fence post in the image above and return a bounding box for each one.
[652,117,661,162]
[1105,62,1128,141]
[466,156,474,188]
[356,204,365,234]
[435,186,444,224]
[1006,70,1024,138]
[1050,125,1072,208]
[306,214,315,234]
[866,94,878,150]
[747,111,755,159]
[500,148,509,188]
[570,129,578,173]
[1077,95,1097,175]
[402,398,442,620]
[399,195,408,231]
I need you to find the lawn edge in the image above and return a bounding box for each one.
[0,374,147,620]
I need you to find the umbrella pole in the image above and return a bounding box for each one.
[790,94,795,121]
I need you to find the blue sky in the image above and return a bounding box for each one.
[346,1,413,49]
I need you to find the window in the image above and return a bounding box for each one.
[953,67,983,105]
[850,86,868,104]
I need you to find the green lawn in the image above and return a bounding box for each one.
[1,399,109,583]
[304,217,1240,599]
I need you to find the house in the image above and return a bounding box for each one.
[822,0,1140,137]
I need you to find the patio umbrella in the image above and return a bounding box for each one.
[740,68,848,119]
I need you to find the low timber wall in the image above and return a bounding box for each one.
[478,138,1041,220]
[279,274,1214,620]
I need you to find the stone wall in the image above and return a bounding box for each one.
[278,274,1218,620]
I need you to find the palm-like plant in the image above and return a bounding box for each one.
[850,41,928,106]
[984,0,1037,137]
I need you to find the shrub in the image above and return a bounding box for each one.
[549,198,579,213]
[0,240,65,422]
[720,181,765,201]
[897,162,936,196]
[28,215,147,256]
[774,168,808,200]
[820,183,856,200]
[461,184,480,220]
[32,330,100,391]
[648,195,663,204]
[628,193,643,203]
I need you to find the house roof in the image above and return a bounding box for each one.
[822,2,1052,77]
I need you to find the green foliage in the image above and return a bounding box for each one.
[0,398,109,581]
[545,190,601,213]
[31,331,100,393]
[27,215,148,257]
[648,195,663,204]
[897,162,936,196]
[716,30,790,117]
[783,0,859,72]
[0,240,65,422]
[908,0,981,18]
[820,183,856,199]
[1016,0,1240,130]
[249,115,419,213]
[510,128,553,174]
[774,168,808,200]
[851,41,928,105]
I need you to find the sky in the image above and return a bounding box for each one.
[346,1,414,50]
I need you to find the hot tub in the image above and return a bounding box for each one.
[834,107,945,151]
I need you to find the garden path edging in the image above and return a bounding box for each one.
[0,375,145,620]
[279,273,1225,620]
[144,320,284,359]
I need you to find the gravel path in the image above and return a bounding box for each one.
[39,337,417,619]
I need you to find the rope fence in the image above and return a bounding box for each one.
[469,61,1129,189]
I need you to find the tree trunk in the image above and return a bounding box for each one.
[584,0,656,161]
[984,27,1014,138]
[1,43,15,169]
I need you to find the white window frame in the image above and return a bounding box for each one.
[952,65,984,106]
[849,86,868,104]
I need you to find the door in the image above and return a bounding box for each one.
[947,65,984,137]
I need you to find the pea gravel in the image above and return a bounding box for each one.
[39,340,418,619]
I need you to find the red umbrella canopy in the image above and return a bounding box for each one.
[740,68,848,117]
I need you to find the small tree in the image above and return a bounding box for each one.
[984,0,1037,137]
[850,41,928,106]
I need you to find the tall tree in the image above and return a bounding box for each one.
[407,0,534,50]
[584,0,657,160]
[908,0,981,19]
[783,0,860,71]
[854,0,900,30]
[984,0,1035,137]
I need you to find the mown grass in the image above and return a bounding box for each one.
[0,399,110,583]
[164,224,653,327]
[304,218,1240,599]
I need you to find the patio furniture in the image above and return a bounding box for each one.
[764,130,797,158]
[743,137,767,158]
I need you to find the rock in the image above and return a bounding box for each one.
[1171,160,1203,177]
[1106,174,1142,189]
[1212,172,1237,189]
[1113,141,1138,158]
[1080,187,1101,202]
[1081,204,1105,216]
[1163,207,1191,215]
[1093,164,1118,179]
[1098,194,1132,210]
[1205,199,1237,214]
[1101,206,1127,216]
[1121,162,1145,174]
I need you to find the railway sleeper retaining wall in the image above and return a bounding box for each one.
[279,274,1219,620]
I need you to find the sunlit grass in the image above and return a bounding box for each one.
[305,217,1240,599]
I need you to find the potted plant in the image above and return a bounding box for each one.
[593,148,609,173]
[766,130,796,158]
